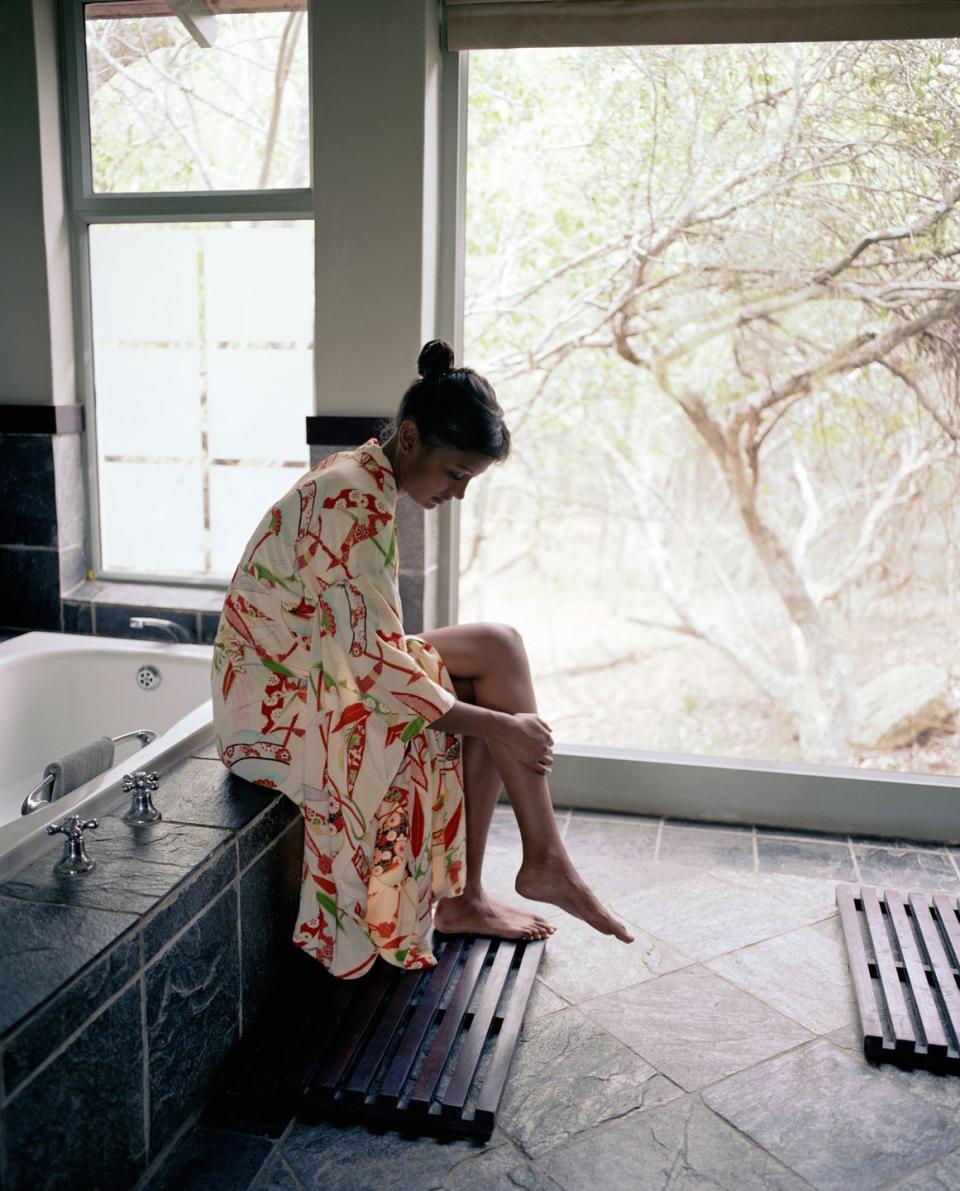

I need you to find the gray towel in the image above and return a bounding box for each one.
[43,736,116,802]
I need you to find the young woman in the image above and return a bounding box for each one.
[211,339,633,981]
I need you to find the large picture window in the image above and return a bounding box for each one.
[462,40,960,779]
[66,0,313,583]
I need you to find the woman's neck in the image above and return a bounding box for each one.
[380,434,401,488]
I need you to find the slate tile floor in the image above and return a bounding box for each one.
[142,810,960,1191]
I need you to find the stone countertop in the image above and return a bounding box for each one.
[0,750,299,1041]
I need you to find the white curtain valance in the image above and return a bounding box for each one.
[444,0,960,50]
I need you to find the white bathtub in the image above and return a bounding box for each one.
[0,632,215,879]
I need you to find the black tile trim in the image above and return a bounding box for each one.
[305,415,385,446]
[0,405,85,435]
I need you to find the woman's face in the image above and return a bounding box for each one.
[395,421,493,510]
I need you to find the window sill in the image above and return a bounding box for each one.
[62,580,226,643]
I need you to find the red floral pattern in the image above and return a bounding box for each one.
[211,439,466,979]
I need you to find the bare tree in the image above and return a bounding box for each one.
[467,40,960,761]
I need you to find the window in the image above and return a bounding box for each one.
[66,0,313,582]
[462,40,960,779]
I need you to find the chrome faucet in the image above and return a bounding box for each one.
[129,616,194,643]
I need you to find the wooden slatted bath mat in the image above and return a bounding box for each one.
[836,884,960,1073]
[211,932,546,1140]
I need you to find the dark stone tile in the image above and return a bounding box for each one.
[0,895,138,1036]
[443,1140,543,1190]
[757,835,857,881]
[95,603,199,643]
[497,1007,681,1159]
[143,1125,272,1191]
[252,1154,303,1190]
[142,843,237,961]
[659,821,755,871]
[891,1152,960,1189]
[852,844,960,893]
[704,918,857,1036]
[4,982,146,1190]
[0,545,61,629]
[0,817,232,917]
[703,1039,960,1190]
[829,1022,960,1123]
[851,831,952,850]
[757,824,851,841]
[537,913,687,1005]
[92,581,224,613]
[0,433,56,547]
[562,813,660,900]
[159,757,277,832]
[200,610,222,644]
[62,599,93,634]
[240,821,303,1029]
[3,933,139,1093]
[580,965,811,1092]
[610,871,829,963]
[281,1118,481,1191]
[238,796,300,871]
[146,889,240,1158]
[665,816,750,831]
[536,1094,808,1190]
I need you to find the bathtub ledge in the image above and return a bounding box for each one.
[0,751,304,1190]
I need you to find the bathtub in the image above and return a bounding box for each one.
[0,631,215,880]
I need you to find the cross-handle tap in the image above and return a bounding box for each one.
[121,770,162,824]
[46,815,99,875]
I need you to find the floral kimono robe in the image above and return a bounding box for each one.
[210,438,466,979]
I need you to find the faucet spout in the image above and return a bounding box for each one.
[128,617,194,644]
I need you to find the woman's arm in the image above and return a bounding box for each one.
[429,701,554,773]
[429,700,510,740]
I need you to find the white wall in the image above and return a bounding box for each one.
[312,0,444,416]
[0,0,74,407]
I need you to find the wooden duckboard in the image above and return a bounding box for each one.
[836,884,960,1073]
[212,932,546,1140]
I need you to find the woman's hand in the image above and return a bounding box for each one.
[493,711,554,774]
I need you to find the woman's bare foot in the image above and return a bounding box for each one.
[434,891,557,940]
[515,859,635,943]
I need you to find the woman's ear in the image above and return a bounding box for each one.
[399,419,420,454]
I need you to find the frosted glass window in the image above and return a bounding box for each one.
[205,226,313,343]
[85,2,309,193]
[207,349,311,461]
[95,348,202,456]
[209,466,303,576]
[100,462,205,574]
[88,220,313,579]
[89,227,198,342]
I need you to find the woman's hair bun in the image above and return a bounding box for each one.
[417,339,455,379]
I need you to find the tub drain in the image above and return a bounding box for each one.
[136,665,161,691]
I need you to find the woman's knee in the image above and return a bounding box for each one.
[477,625,532,690]
[483,623,529,668]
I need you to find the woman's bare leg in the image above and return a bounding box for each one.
[421,623,634,944]
[431,673,555,940]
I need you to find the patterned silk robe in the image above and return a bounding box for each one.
[210,438,466,979]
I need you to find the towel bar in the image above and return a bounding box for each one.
[20,729,157,815]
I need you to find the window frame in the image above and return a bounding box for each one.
[60,0,315,589]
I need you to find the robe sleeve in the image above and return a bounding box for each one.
[308,535,456,732]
